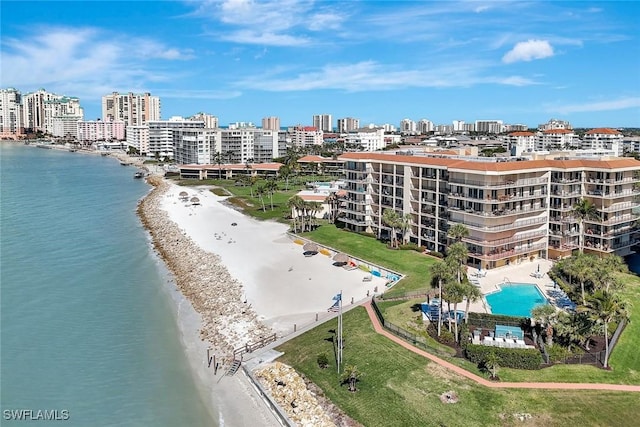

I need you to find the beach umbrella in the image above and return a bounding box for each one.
[190,196,200,205]
[333,253,349,263]
[179,191,188,197]
[303,242,318,252]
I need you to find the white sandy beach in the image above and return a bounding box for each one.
[160,182,388,337]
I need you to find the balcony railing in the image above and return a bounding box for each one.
[601,201,640,212]
[471,243,547,261]
[587,189,640,198]
[551,178,581,184]
[462,230,547,247]
[585,213,640,226]
[461,216,548,233]
[448,177,547,188]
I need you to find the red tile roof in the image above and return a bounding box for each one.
[509,131,535,137]
[338,152,640,172]
[585,128,622,135]
[543,129,573,134]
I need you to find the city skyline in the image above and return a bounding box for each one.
[2,1,639,127]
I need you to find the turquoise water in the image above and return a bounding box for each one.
[1,144,214,426]
[486,283,548,317]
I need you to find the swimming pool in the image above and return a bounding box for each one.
[485,283,549,317]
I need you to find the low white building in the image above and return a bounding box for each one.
[345,127,386,151]
[77,119,125,143]
[582,128,623,156]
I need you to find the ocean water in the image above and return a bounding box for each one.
[0,144,214,426]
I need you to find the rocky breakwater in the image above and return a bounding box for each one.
[137,176,273,358]
[255,362,336,427]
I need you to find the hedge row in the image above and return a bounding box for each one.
[465,344,543,370]
[467,312,526,328]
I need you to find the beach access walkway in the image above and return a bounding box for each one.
[363,301,640,392]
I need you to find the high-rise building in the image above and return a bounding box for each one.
[189,112,219,129]
[0,88,23,136]
[173,128,220,165]
[344,127,386,151]
[400,118,417,134]
[475,120,504,134]
[21,89,61,132]
[44,96,84,137]
[339,152,640,261]
[582,128,624,156]
[536,129,576,151]
[219,125,280,164]
[262,116,281,131]
[291,126,323,147]
[77,119,126,143]
[313,114,332,132]
[102,92,161,127]
[337,117,360,133]
[538,118,572,131]
[147,117,204,159]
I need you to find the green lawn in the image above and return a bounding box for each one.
[301,224,438,295]
[277,307,640,427]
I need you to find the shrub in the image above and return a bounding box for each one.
[430,251,443,258]
[547,345,574,362]
[437,329,456,345]
[357,231,376,238]
[399,243,419,251]
[465,344,542,370]
[317,354,329,369]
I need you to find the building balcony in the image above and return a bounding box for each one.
[584,213,639,226]
[586,189,640,198]
[601,201,640,212]
[462,229,547,247]
[551,178,581,184]
[463,216,548,233]
[550,191,581,198]
[471,242,547,261]
[448,177,547,189]
[450,204,546,218]
[340,216,372,227]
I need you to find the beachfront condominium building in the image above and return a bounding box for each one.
[262,116,281,131]
[582,128,623,156]
[43,96,84,138]
[337,117,360,133]
[77,119,126,144]
[21,88,79,133]
[219,126,280,164]
[338,152,640,269]
[125,126,150,155]
[344,127,386,152]
[0,88,23,137]
[173,128,219,165]
[536,129,577,151]
[102,92,161,127]
[313,114,333,132]
[147,117,205,160]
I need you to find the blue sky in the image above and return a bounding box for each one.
[2,0,639,128]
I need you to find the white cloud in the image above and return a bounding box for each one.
[502,39,554,63]
[0,26,193,100]
[156,89,242,99]
[550,97,640,114]
[237,60,539,91]
[220,30,310,46]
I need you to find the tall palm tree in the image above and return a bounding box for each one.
[582,290,628,368]
[279,164,292,190]
[399,213,413,245]
[573,198,599,253]
[382,209,401,248]
[255,183,267,211]
[213,151,223,180]
[430,261,454,337]
[444,281,465,341]
[447,223,470,242]
[446,242,469,284]
[287,195,304,232]
[462,282,482,324]
[573,253,595,305]
[265,179,278,210]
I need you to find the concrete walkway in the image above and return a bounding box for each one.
[364,301,640,392]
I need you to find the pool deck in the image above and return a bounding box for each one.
[465,259,556,315]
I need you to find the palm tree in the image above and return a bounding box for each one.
[531,304,557,347]
[248,175,259,198]
[445,281,465,342]
[279,164,292,190]
[446,242,468,284]
[482,351,500,380]
[265,179,278,210]
[225,150,235,164]
[573,198,599,253]
[288,195,304,232]
[430,261,454,337]
[462,282,482,324]
[399,213,413,245]
[447,223,470,242]
[213,151,223,180]
[582,290,628,368]
[382,209,401,248]
[255,183,267,211]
